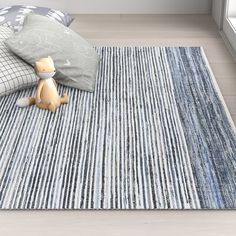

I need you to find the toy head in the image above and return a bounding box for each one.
[35,56,56,79]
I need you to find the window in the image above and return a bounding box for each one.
[227,0,236,30]
[223,0,236,53]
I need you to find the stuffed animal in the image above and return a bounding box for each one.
[16,56,68,112]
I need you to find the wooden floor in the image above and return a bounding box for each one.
[0,15,236,236]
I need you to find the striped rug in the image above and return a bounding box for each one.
[0,47,235,209]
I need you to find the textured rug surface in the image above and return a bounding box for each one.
[0,47,235,209]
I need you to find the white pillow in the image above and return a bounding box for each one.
[6,14,99,92]
[0,26,38,97]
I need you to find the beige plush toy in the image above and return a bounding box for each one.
[16,56,68,112]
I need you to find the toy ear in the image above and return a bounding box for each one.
[35,61,42,71]
[47,56,55,68]
[35,61,40,67]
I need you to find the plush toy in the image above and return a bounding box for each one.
[16,56,68,112]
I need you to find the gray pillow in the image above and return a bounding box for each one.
[6,14,100,92]
[0,5,74,32]
[0,26,38,97]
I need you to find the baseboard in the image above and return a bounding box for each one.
[220,30,236,62]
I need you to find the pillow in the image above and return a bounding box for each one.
[0,26,38,97]
[0,5,74,32]
[6,14,100,92]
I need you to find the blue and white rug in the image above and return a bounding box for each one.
[0,47,235,209]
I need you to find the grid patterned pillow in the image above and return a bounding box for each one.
[0,26,38,97]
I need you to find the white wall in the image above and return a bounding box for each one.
[212,0,224,29]
[0,0,212,14]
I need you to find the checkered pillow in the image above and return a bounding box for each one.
[0,26,38,97]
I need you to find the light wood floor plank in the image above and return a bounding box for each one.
[72,14,218,31]
[0,211,236,236]
[210,63,236,77]
[70,14,220,39]
[215,77,236,96]
[233,115,236,125]
[204,45,235,63]
[85,37,224,46]
[76,31,220,39]
[224,96,236,115]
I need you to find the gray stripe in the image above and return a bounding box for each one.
[166,47,236,209]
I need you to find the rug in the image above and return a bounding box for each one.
[0,47,235,209]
